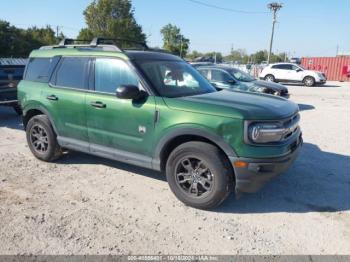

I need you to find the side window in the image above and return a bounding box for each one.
[94,58,139,94]
[272,64,283,69]
[211,70,231,82]
[55,57,89,89]
[292,65,301,70]
[198,69,209,79]
[272,64,292,70]
[25,57,60,82]
[284,64,293,70]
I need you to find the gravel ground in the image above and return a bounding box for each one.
[0,81,349,255]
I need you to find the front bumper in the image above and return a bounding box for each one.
[230,135,303,193]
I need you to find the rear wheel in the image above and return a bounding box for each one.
[303,76,315,87]
[264,74,275,82]
[166,142,234,209]
[26,115,62,162]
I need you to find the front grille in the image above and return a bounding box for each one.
[281,113,300,141]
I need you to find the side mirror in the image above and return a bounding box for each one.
[296,68,302,72]
[116,85,142,100]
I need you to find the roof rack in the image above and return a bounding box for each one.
[40,37,169,54]
[90,37,149,51]
[58,38,91,46]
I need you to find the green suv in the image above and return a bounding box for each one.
[18,38,302,209]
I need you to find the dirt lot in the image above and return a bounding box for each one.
[0,81,349,255]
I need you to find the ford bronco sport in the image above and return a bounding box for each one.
[18,38,302,209]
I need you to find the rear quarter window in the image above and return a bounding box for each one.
[25,57,60,82]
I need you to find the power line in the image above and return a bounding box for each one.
[187,0,269,14]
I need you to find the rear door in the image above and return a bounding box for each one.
[43,56,90,142]
[86,57,156,157]
[271,64,290,80]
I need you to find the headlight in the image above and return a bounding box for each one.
[248,122,285,143]
[245,118,300,144]
[254,86,267,93]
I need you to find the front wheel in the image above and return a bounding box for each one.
[26,115,63,162]
[264,74,275,82]
[303,76,315,87]
[166,142,234,209]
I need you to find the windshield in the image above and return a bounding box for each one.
[136,60,216,98]
[228,68,255,82]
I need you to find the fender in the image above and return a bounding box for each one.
[152,127,237,170]
[22,103,59,135]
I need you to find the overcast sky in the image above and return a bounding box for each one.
[1,0,349,57]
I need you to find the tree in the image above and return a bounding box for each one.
[79,0,146,46]
[186,50,203,61]
[160,24,190,57]
[252,50,268,64]
[0,20,59,57]
[78,28,94,40]
[26,26,57,45]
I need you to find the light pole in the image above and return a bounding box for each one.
[267,2,283,65]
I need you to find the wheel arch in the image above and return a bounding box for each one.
[303,75,315,82]
[23,105,58,134]
[153,128,237,172]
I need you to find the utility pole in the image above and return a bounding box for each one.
[56,26,61,39]
[180,35,183,58]
[267,2,283,65]
[336,45,339,56]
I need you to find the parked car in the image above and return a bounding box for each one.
[0,63,25,114]
[196,65,289,97]
[259,62,327,87]
[18,38,302,209]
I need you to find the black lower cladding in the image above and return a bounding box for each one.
[231,135,303,193]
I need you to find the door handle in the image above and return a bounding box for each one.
[90,101,106,108]
[47,95,58,101]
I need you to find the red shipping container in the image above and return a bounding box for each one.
[301,56,350,81]
[342,65,350,76]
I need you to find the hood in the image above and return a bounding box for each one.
[163,90,299,120]
[253,80,288,91]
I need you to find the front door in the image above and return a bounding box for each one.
[86,57,156,157]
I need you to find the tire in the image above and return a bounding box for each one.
[166,141,234,210]
[26,115,62,162]
[303,76,315,87]
[264,74,275,82]
[12,104,22,116]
